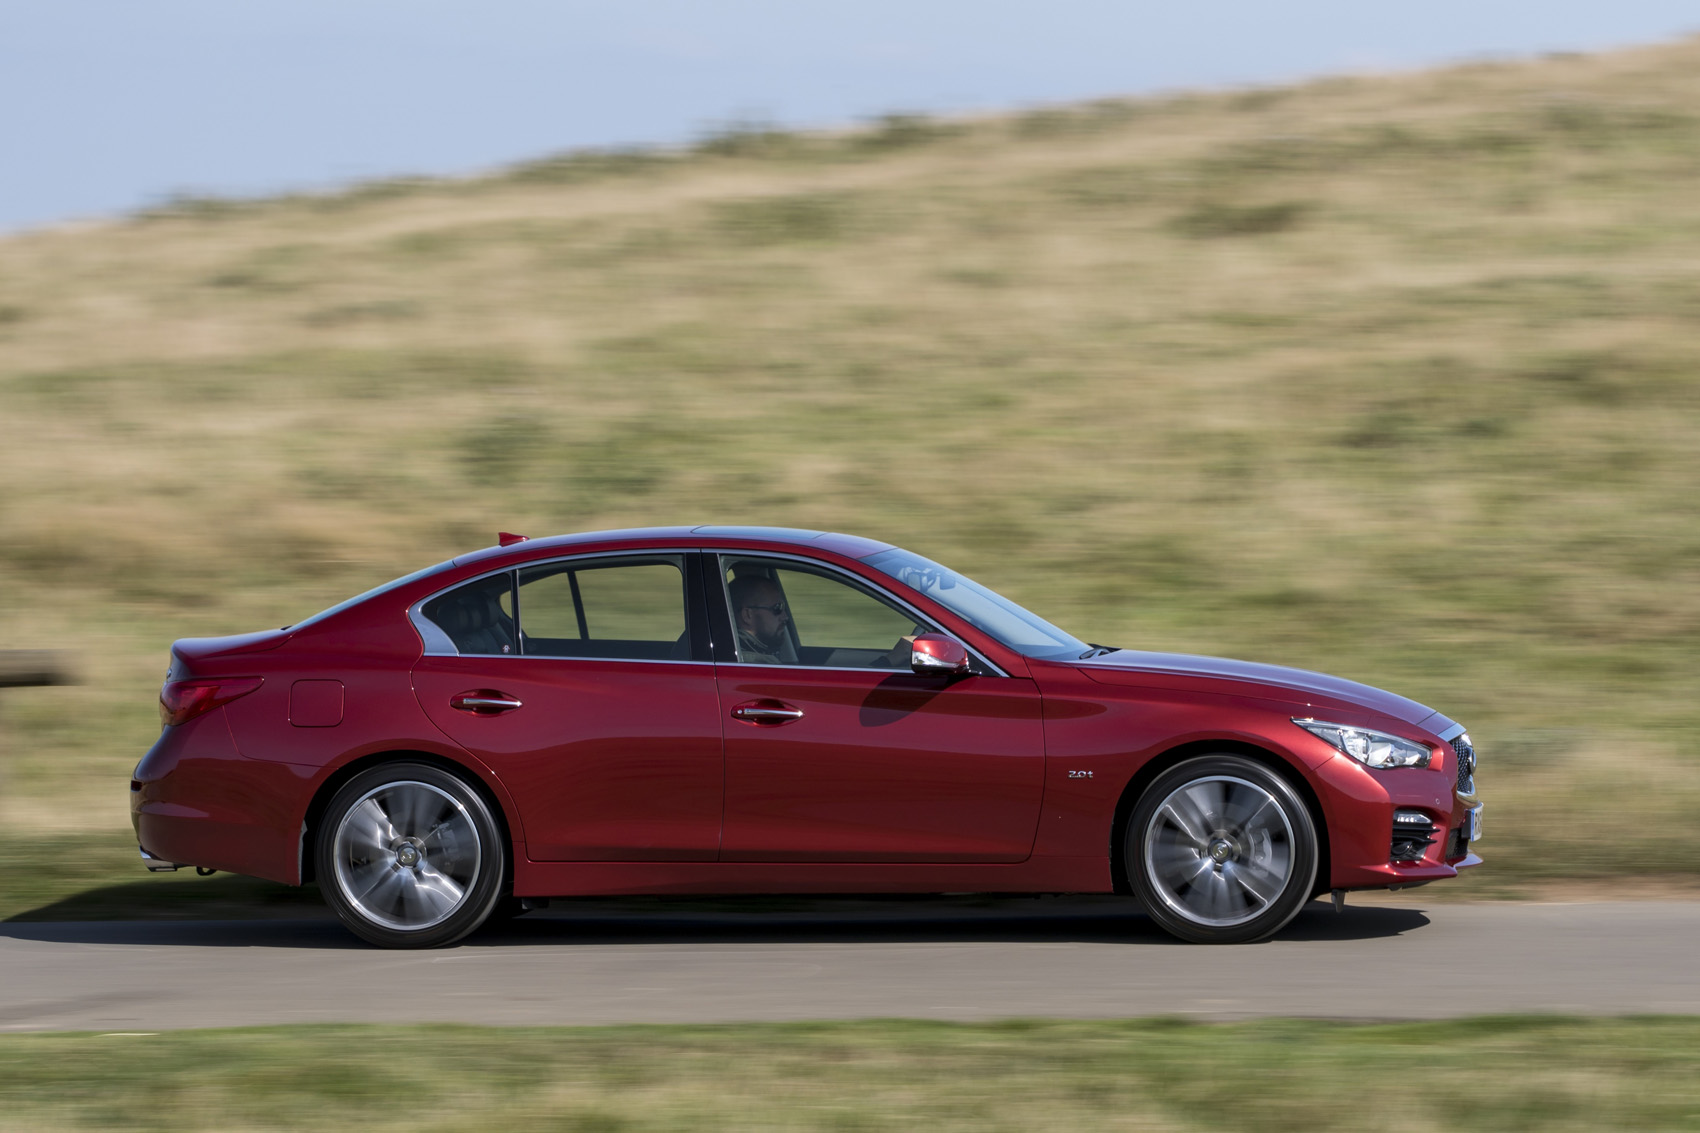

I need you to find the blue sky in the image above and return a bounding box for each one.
[3,1,1697,232]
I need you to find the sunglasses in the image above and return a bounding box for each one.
[742,602,788,615]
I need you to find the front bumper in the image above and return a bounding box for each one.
[1311,740,1483,891]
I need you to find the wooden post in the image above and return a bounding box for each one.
[0,651,75,689]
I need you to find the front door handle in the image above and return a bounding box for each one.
[731,699,804,726]
[450,690,524,714]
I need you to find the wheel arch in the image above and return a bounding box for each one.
[298,749,519,887]
[1108,739,1331,898]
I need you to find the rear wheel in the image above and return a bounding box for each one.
[316,762,506,948]
[1127,754,1318,944]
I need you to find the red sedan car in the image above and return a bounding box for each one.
[132,526,1482,947]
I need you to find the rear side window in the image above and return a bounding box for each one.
[517,556,689,661]
[419,574,518,655]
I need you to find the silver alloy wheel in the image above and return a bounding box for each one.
[331,780,483,932]
[1142,774,1295,929]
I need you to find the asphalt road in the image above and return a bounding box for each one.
[4,897,1697,1032]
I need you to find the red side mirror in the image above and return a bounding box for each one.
[910,634,971,676]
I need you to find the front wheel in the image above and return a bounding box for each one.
[316,761,506,948]
[1127,755,1318,944]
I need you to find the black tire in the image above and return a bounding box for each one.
[316,761,506,948]
[1126,754,1318,944]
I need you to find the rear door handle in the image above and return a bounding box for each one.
[450,690,523,714]
[731,699,804,726]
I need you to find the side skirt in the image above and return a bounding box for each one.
[511,855,1112,898]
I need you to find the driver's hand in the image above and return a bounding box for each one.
[884,635,917,669]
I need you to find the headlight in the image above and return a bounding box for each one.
[1293,719,1432,769]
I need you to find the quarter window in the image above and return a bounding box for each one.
[420,575,517,656]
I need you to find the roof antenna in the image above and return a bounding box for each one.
[498,532,530,547]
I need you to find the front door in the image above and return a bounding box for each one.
[713,554,1046,862]
[413,553,724,861]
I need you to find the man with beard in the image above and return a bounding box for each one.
[728,573,798,665]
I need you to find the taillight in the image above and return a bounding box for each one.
[159,677,263,727]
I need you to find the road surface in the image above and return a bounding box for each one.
[3,897,1696,1031]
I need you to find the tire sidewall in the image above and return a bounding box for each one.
[316,761,506,949]
[1127,754,1318,944]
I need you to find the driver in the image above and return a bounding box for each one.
[728,575,796,664]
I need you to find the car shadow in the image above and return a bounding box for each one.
[0,916,353,948]
[3,875,330,925]
[0,895,1429,949]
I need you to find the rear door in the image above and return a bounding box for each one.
[711,553,1046,863]
[412,552,724,861]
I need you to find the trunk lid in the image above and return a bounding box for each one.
[167,628,293,677]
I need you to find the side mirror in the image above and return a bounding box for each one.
[910,634,971,677]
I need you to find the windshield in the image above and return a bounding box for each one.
[288,559,456,631]
[863,548,1089,660]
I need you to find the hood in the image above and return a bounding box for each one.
[1077,650,1442,728]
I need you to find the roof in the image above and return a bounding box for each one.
[691,526,893,558]
[452,526,893,567]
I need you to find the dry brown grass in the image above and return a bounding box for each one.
[2,37,1699,900]
[5,1018,1700,1131]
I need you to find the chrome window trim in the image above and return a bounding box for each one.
[715,661,994,677]
[440,652,715,667]
[711,549,1010,679]
[409,548,697,658]
[409,544,1010,677]
[409,605,460,655]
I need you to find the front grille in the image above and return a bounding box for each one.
[1451,733,1476,795]
[1391,810,1437,863]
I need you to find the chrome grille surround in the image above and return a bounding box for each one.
[1451,733,1477,796]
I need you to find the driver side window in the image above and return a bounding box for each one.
[720,556,931,668]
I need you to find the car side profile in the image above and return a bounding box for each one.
[132,526,1482,947]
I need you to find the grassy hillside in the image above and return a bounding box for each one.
[7,1018,1700,1130]
[2,38,1699,904]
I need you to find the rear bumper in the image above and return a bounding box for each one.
[130,710,306,884]
[138,847,184,872]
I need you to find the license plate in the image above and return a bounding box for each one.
[1468,803,1484,843]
